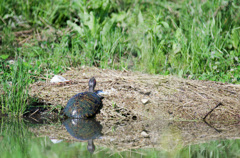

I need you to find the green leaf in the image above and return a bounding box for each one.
[85,12,97,36]
[0,54,10,60]
[101,19,113,36]
[161,21,169,29]
[111,12,126,22]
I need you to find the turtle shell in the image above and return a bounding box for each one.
[63,118,102,140]
[63,92,103,118]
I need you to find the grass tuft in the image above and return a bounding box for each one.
[1,58,32,116]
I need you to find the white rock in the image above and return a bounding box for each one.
[141,98,149,104]
[50,75,69,83]
[141,131,149,138]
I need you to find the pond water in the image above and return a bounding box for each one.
[0,117,239,158]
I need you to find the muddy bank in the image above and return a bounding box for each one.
[29,67,240,122]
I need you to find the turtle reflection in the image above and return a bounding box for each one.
[63,118,103,153]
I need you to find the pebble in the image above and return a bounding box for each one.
[141,131,149,138]
[141,98,149,104]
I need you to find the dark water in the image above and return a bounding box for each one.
[0,117,239,158]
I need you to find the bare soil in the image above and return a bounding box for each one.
[29,66,240,123]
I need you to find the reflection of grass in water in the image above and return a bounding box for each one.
[99,139,240,158]
[180,139,240,158]
[0,118,32,157]
[96,139,240,158]
[0,118,240,158]
[0,118,92,158]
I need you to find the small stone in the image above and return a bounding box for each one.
[141,98,149,104]
[141,131,149,138]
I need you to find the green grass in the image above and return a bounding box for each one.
[0,0,240,115]
[0,57,32,116]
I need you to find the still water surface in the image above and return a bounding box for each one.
[0,118,239,158]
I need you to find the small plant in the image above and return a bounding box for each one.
[112,101,116,108]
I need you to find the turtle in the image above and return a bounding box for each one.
[63,77,103,118]
[63,118,103,153]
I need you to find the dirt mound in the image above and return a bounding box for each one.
[29,67,240,122]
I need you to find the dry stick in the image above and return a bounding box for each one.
[203,102,223,120]
[14,29,34,36]
[203,119,222,133]
[29,109,39,117]
[19,35,33,45]
[0,16,6,25]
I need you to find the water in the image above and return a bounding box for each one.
[0,117,239,158]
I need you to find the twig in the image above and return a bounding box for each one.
[39,17,55,30]
[29,116,39,123]
[203,119,222,133]
[14,29,34,36]
[19,35,33,44]
[29,109,39,117]
[203,102,223,120]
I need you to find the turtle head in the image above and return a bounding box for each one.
[88,77,96,92]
